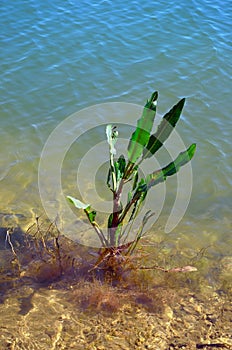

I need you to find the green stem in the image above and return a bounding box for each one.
[84,209,108,247]
[123,161,134,180]
[118,190,141,225]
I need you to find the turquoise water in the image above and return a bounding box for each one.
[0,0,231,252]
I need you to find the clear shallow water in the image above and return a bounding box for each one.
[0,0,231,253]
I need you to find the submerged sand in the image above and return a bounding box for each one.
[0,225,231,349]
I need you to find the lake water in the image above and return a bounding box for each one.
[1,1,231,257]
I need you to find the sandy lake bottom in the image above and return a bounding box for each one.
[0,223,231,350]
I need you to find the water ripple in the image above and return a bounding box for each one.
[0,0,231,242]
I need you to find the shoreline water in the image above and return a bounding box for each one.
[0,219,231,349]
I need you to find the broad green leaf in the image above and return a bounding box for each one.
[144,91,158,111]
[142,98,185,159]
[146,143,196,189]
[67,196,97,224]
[67,196,90,209]
[127,91,158,164]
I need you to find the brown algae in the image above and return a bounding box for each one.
[0,221,231,349]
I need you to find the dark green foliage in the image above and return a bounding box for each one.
[127,91,158,165]
[146,143,196,189]
[67,92,196,263]
[142,98,185,160]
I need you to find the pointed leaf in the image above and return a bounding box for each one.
[67,196,90,209]
[146,143,196,189]
[127,91,158,164]
[117,154,126,173]
[143,98,185,159]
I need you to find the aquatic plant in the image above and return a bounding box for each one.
[67,92,196,273]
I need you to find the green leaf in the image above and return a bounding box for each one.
[67,196,97,223]
[114,154,126,182]
[146,143,196,189]
[87,210,97,224]
[127,91,158,165]
[135,178,147,195]
[117,154,126,174]
[132,169,139,191]
[67,196,90,209]
[142,98,185,159]
[107,213,113,229]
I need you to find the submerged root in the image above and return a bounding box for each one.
[0,218,198,302]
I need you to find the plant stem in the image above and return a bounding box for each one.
[110,150,117,193]
[84,209,108,247]
[109,179,124,246]
[123,161,134,180]
[118,190,141,225]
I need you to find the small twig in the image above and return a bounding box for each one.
[135,265,197,273]
[5,228,20,270]
[54,236,63,275]
[136,265,167,272]
[5,229,17,256]
[190,245,212,264]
